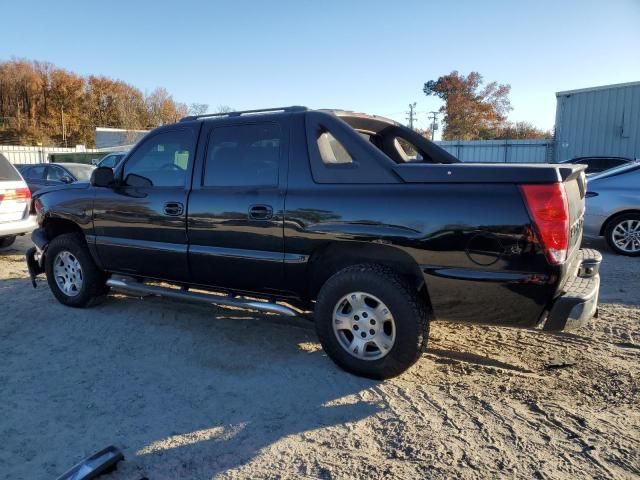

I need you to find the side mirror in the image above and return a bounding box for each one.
[60,175,73,184]
[90,167,115,187]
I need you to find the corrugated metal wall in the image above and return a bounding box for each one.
[555,82,640,162]
[435,139,552,163]
[0,145,103,165]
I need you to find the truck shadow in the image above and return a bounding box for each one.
[426,347,535,373]
[99,297,382,479]
[0,278,381,479]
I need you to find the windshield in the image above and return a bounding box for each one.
[0,157,22,181]
[63,164,95,181]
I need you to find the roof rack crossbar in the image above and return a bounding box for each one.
[180,106,307,122]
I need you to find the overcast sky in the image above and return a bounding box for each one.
[2,0,639,138]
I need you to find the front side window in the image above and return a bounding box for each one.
[204,123,280,187]
[47,166,66,181]
[123,130,193,187]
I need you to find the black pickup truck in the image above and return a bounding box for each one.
[26,106,601,379]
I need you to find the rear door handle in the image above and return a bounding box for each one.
[249,204,273,220]
[163,202,184,216]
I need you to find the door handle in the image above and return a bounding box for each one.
[249,204,273,220]
[163,202,184,216]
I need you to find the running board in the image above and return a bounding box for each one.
[106,277,298,317]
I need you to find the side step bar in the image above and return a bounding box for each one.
[106,277,298,317]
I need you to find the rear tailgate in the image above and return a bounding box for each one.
[559,167,588,291]
[564,167,587,260]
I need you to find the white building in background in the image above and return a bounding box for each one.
[95,127,148,150]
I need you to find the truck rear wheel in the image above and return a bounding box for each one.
[45,233,107,308]
[315,264,430,379]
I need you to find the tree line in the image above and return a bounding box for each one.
[0,59,211,147]
[424,71,551,140]
[0,59,550,147]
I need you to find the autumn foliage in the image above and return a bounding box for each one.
[424,71,550,140]
[0,59,190,147]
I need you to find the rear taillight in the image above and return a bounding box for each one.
[0,187,31,202]
[520,183,569,264]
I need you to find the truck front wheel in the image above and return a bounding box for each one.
[315,264,430,379]
[45,233,107,307]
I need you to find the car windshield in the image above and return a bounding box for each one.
[62,164,94,181]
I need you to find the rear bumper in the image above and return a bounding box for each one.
[0,215,37,238]
[543,248,601,332]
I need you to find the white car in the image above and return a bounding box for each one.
[0,156,37,249]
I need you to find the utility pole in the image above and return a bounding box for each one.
[428,111,439,141]
[60,105,67,147]
[406,102,417,130]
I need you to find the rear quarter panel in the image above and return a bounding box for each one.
[284,130,556,326]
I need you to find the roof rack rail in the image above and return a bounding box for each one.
[180,106,307,122]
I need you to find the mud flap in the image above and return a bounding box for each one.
[25,246,45,288]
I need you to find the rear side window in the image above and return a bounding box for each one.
[394,137,424,162]
[317,132,353,164]
[204,123,281,187]
[0,157,21,181]
[28,165,46,180]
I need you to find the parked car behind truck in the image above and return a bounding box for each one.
[26,107,600,379]
[17,162,95,193]
[0,156,36,249]
[584,162,640,256]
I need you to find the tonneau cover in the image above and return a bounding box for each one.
[393,162,586,184]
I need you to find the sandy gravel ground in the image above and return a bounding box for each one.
[1,236,638,480]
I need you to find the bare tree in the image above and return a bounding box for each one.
[215,105,233,113]
[188,103,209,116]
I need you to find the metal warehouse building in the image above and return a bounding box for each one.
[554,81,640,162]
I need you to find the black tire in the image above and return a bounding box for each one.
[604,213,640,257]
[0,236,16,249]
[45,232,107,307]
[315,264,430,379]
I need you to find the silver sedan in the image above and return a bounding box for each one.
[584,162,640,256]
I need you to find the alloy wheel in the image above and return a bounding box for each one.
[332,291,396,361]
[53,250,84,297]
